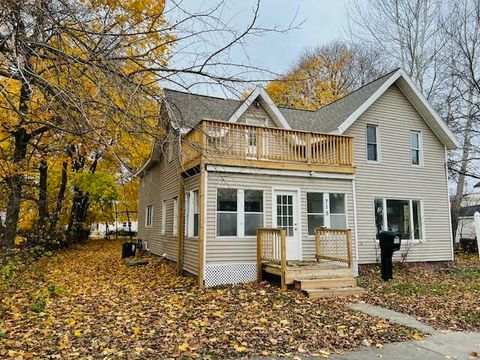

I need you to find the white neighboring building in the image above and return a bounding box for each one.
[456,182,480,243]
[90,221,138,237]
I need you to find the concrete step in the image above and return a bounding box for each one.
[295,277,357,290]
[305,286,366,299]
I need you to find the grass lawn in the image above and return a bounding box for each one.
[0,239,417,359]
[359,254,480,332]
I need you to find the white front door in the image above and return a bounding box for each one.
[274,191,301,260]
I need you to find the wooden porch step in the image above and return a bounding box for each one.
[304,286,366,299]
[295,277,357,290]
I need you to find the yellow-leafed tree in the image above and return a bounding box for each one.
[266,41,389,110]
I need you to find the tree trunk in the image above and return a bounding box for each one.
[451,91,475,242]
[37,159,48,242]
[1,128,30,248]
[48,160,68,241]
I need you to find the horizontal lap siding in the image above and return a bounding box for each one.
[206,172,353,264]
[237,102,278,127]
[183,174,200,275]
[138,145,180,262]
[344,84,452,263]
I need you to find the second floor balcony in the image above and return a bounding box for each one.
[182,120,355,174]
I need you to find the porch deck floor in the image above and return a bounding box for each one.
[262,260,352,285]
[263,260,348,271]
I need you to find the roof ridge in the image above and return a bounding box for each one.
[163,88,240,102]
[314,67,401,113]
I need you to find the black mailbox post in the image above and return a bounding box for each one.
[378,231,402,281]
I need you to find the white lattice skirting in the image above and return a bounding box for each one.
[204,263,257,287]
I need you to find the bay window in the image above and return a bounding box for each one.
[374,198,423,240]
[307,192,347,235]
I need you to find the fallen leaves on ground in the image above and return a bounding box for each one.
[359,254,480,332]
[1,240,416,358]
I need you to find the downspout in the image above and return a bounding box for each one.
[445,146,454,261]
[352,177,360,276]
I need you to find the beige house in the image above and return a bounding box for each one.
[137,68,459,290]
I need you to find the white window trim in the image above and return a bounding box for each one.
[306,192,348,236]
[173,197,178,236]
[366,123,381,163]
[373,197,425,243]
[215,188,265,239]
[145,204,153,228]
[410,130,423,167]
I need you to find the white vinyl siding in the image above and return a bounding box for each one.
[344,84,452,263]
[206,172,354,264]
[138,130,181,264]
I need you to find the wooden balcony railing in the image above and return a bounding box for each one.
[315,228,353,267]
[257,228,287,291]
[182,120,354,172]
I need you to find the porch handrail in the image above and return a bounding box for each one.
[315,228,353,267]
[256,228,287,291]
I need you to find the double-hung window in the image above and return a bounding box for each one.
[216,188,264,237]
[307,192,347,235]
[186,190,199,237]
[161,200,167,235]
[217,189,238,236]
[410,131,422,166]
[374,198,423,240]
[244,190,264,236]
[172,197,178,236]
[307,193,324,235]
[145,205,153,227]
[366,124,379,162]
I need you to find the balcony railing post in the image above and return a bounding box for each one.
[257,127,263,159]
[306,133,312,163]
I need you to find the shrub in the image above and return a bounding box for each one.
[458,238,478,253]
[31,298,47,313]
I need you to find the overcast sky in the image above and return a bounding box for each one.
[165,0,350,97]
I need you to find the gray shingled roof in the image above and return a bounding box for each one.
[163,68,400,132]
